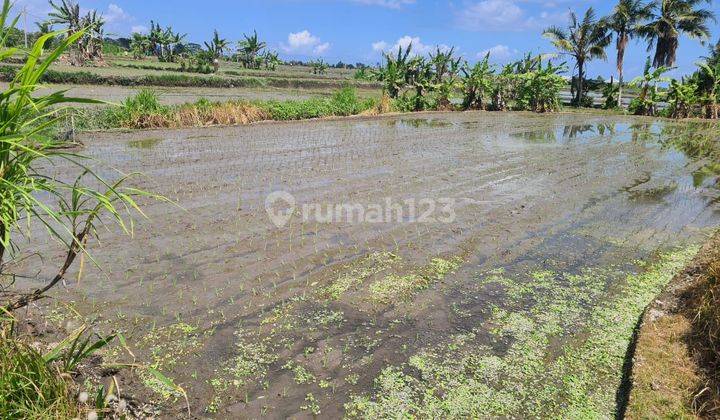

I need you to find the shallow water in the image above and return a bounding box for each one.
[16,112,720,417]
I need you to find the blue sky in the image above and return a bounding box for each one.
[15,0,720,79]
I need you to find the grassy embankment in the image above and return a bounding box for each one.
[626,233,720,418]
[0,63,380,90]
[64,86,383,131]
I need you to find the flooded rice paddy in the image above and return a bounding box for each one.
[19,112,720,418]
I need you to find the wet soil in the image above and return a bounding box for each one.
[11,111,720,418]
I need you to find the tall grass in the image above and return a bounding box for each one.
[74,86,378,130]
[260,86,376,120]
[0,338,76,419]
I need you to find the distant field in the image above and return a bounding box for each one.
[1,55,385,112]
[0,81,379,106]
[109,57,359,81]
[0,55,382,94]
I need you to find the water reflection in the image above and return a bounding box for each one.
[393,118,453,129]
[562,124,595,139]
[128,138,163,149]
[510,119,720,188]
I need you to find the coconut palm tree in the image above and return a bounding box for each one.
[606,0,654,107]
[639,0,716,68]
[544,8,611,107]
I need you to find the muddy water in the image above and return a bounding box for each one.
[18,112,720,417]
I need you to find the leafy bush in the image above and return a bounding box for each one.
[329,86,375,116]
[512,60,566,112]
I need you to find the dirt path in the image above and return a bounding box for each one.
[14,112,720,418]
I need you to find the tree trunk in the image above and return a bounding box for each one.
[0,222,5,269]
[617,33,627,109]
[576,60,584,107]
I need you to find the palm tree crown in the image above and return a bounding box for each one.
[544,7,611,106]
[640,0,716,68]
[606,0,654,106]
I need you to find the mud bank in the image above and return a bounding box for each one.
[13,112,720,417]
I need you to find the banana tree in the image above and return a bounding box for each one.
[602,79,621,109]
[49,0,104,65]
[374,43,413,98]
[492,63,516,111]
[519,58,567,112]
[430,46,462,108]
[205,30,228,59]
[697,60,720,118]
[311,59,328,74]
[628,57,672,115]
[666,78,699,118]
[48,0,80,37]
[262,51,280,70]
[461,53,495,110]
[404,55,434,111]
[238,30,266,69]
[130,33,150,58]
[77,10,104,62]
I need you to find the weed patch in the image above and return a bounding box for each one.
[0,338,76,419]
[346,247,697,418]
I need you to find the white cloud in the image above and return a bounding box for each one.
[281,30,331,56]
[11,0,51,18]
[131,25,148,34]
[457,0,526,31]
[372,36,450,56]
[479,44,516,61]
[313,42,331,54]
[352,0,416,8]
[457,0,568,32]
[104,4,130,24]
[372,41,389,52]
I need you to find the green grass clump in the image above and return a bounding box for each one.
[259,86,376,120]
[101,89,171,128]
[0,338,76,419]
